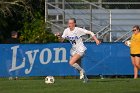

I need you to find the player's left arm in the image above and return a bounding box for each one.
[86,31,101,45]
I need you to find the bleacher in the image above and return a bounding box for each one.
[46,0,140,42]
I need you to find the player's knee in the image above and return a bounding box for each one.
[69,62,73,66]
[132,61,135,66]
[135,63,140,68]
[69,61,74,66]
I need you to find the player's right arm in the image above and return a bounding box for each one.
[55,29,68,42]
[55,32,65,42]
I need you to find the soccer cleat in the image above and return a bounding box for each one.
[80,70,85,79]
[83,74,88,83]
[9,77,13,80]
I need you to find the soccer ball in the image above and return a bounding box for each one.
[126,40,131,47]
[45,76,55,84]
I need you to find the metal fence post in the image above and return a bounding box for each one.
[62,0,65,27]
[109,10,112,42]
[45,0,48,23]
[90,4,92,32]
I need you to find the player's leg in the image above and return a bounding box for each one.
[75,58,82,73]
[77,58,88,82]
[135,56,140,69]
[131,56,138,79]
[69,53,88,82]
[77,58,81,66]
[76,58,86,80]
[69,53,86,78]
[70,49,88,81]
[69,49,84,72]
[69,53,83,71]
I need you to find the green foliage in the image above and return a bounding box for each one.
[0,0,58,43]
[19,13,58,43]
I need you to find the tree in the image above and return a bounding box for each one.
[0,0,33,40]
[0,0,58,43]
[19,13,58,43]
[0,0,32,17]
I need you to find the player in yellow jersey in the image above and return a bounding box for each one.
[125,25,140,79]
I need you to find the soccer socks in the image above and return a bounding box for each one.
[72,63,88,81]
[72,63,84,72]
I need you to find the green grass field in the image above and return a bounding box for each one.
[0,78,140,93]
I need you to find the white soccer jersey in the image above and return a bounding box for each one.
[62,27,88,52]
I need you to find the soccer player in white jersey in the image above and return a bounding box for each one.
[56,18,100,82]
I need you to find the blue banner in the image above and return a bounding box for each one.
[0,43,135,77]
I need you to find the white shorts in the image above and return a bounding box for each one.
[70,48,85,57]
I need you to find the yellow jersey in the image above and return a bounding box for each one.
[130,32,140,54]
